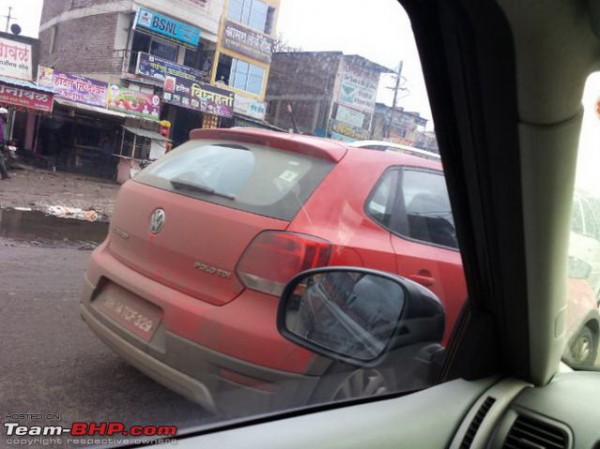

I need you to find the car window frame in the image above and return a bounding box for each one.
[364,165,460,252]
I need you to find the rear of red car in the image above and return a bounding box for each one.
[80,129,361,414]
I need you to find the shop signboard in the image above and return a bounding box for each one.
[134,7,201,49]
[336,61,379,114]
[37,66,108,108]
[330,119,369,140]
[0,82,53,112]
[222,20,273,63]
[335,104,367,128]
[233,95,266,120]
[0,37,32,80]
[107,84,161,121]
[163,75,234,118]
[136,52,204,83]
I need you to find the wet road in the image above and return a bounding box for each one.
[0,237,216,448]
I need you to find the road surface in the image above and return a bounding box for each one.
[0,238,215,449]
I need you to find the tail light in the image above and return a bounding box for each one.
[236,231,332,296]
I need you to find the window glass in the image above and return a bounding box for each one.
[567,73,600,369]
[366,169,399,227]
[228,0,244,21]
[228,0,269,33]
[581,199,599,239]
[230,59,265,95]
[150,39,178,62]
[402,170,457,248]
[136,140,335,220]
[249,1,268,31]
[572,200,584,235]
[9,0,473,443]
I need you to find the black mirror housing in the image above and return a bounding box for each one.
[277,267,445,367]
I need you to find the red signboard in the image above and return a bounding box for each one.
[0,82,54,112]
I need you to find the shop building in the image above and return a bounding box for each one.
[265,51,392,140]
[37,0,237,178]
[0,30,53,154]
[212,0,281,129]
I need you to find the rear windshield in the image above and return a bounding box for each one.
[134,139,336,221]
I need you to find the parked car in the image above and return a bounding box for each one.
[80,127,599,417]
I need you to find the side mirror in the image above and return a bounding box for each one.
[277,267,445,367]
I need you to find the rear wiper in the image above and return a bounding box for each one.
[170,178,236,200]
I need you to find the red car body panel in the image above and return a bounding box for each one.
[108,180,289,306]
[87,242,316,373]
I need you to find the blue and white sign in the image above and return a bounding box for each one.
[136,52,204,82]
[134,7,201,49]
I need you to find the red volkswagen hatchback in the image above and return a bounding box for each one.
[80,127,598,416]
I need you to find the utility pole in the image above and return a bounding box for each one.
[386,61,404,139]
[1,6,16,32]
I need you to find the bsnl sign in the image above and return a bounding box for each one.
[134,7,201,49]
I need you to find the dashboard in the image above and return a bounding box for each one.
[143,372,600,449]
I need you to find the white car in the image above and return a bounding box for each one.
[349,140,441,161]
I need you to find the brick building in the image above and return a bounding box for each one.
[38,0,229,147]
[265,51,392,141]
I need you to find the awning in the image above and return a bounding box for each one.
[55,98,128,119]
[0,75,55,93]
[122,125,170,141]
[0,76,55,113]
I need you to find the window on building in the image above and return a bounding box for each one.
[227,0,275,34]
[128,31,179,73]
[184,44,215,81]
[216,54,265,95]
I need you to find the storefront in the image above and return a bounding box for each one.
[115,125,170,183]
[37,66,165,178]
[161,70,235,145]
[226,93,283,131]
[38,98,126,175]
[0,76,54,154]
[126,8,235,145]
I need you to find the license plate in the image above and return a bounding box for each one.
[94,283,162,341]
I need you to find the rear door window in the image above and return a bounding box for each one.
[366,167,457,249]
[402,169,457,249]
[135,140,335,221]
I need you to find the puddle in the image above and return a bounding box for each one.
[0,208,109,246]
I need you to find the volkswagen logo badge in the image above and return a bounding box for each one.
[150,209,166,234]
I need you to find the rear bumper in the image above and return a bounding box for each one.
[80,247,322,416]
[80,302,218,413]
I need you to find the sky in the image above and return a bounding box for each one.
[0,0,433,123]
[0,0,42,38]
[276,0,432,122]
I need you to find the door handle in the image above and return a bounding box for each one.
[409,274,435,287]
